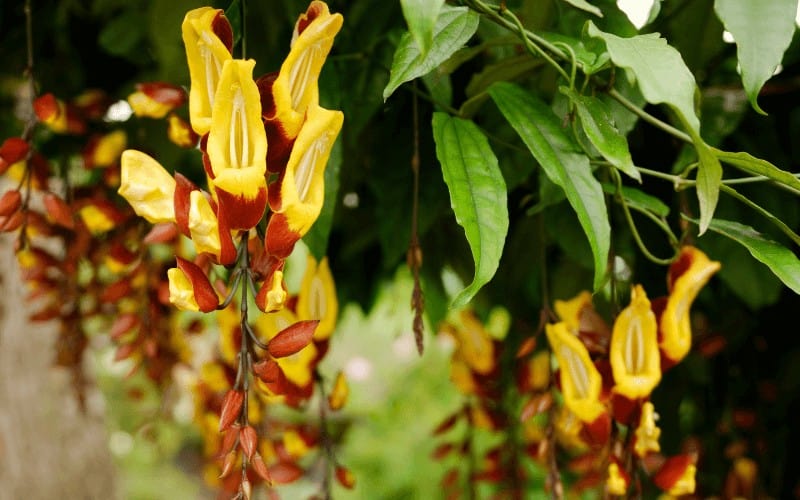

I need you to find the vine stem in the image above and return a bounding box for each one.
[408,83,425,355]
[315,372,335,499]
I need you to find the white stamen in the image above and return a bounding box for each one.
[562,345,589,399]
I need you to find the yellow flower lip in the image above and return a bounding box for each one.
[182,7,233,135]
[610,285,661,400]
[272,106,343,235]
[118,149,176,224]
[660,246,721,363]
[297,256,338,340]
[546,321,605,423]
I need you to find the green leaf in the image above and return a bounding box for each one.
[400,0,445,57]
[601,183,670,217]
[714,0,797,114]
[699,218,800,295]
[587,21,700,132]
[383,5,479,101]
[431,113,509,308]
[560,0,603,17]
[225,0,242,48]
[99,10,147,58]
[303,137,342,260]
[694,139,722,235]
[713,149,800,194]
[560,86,639,181]
[488,82,610,290]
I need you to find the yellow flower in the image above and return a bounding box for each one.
[296,255,338,340]
[256,269,287,313]
[268,2,343,142]
[610,285,661,400]
[78,204,115,233]
[634,401,661,457]
[188,190,221,258]
[182,7,233,135]
[206,59,268,230]
[660,247,721,363]
[89,130,127,168]
[168,267,201,312]
[546,321,605,423]
[118,149,176,223]
[607,462,629,496]
[167,114,199,148]
[449,311,495,375]
[554,290,593,332]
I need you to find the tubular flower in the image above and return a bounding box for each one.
[653,454,697,496]
[633,401,661,457]
[182,7,233,135]
[296,255,338,340]
[118,150,176,223]
[168,114,199,148]
[265,106,343,258]
[450,310,495,375]
[660,246,721,364]
[261,2,343,170]
[167,257,220,313]
[546,321,605,423]
[206,59,268,230]
[606,460,629,496]
[86,130,127,168]
[555,290,593,333]
[255,269,288,313]
[128,82,187,119]
[188,190,221,257]
[610,285,661,400]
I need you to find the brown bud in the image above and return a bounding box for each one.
[239,425,258,459]
[268,461,303,485]
[266,320,318,358]
[250,452,272,483]
[0,210,24,232]
[335,465,356,489]
[219,389,245,432]
[0,190,22,216]
[218,449,238,479]
[43,193,74,229]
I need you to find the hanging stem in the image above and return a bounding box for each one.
[408,82,425,355]
[315,372,335,499]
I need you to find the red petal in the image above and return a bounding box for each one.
[250,453,272,483]
[173,173,198,237]
[176,256,219,312]
[335,465,356,489]
[267,320,319,358]
[219,389,245,432]
[33,93,60,122]
[110,313,140,340]
[101,278,132,303]
[214,184,267,231]
[653,454,693,491]
[137,82,186,107]
[264,212,300,259]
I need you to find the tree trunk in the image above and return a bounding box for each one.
[0,234,119,500]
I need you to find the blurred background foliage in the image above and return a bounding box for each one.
[2,0,800,498]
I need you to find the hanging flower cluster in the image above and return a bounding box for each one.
[432,246,720,497]
[543,245,720,497]
[114,2,347,497]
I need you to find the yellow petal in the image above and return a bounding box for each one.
[546,321,605,423]
[554,290,593,333]
[271,4,343,138]
[91,130,127,168]
[277,106,343,236]
[182,7,232,135]
[296,255,338,340]
[128,91,172,119]
[660,247,721,363]
[452,311,495,375]
[206,59,267,176]
[167,267,200,312]
[118,149,176,223]
[188,190,221,258]
[634,401,661,457]
[610,285,661,399]
[78,205,115,234]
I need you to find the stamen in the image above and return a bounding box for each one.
[625,318,644,374]
[295,136,328,202]
[310,277,326,319]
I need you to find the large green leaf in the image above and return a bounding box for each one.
[560,86,638,181]
[714,0,797,114]
[586,21,700,132]
[488,82,610,290]
[431,113,509,308]
[713,149,800,194]
[400,0,445,56]
[383,6,479,101]
[701,218,800,295]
